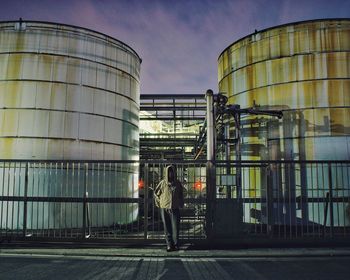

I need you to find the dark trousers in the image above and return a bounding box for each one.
[160,208,180,247]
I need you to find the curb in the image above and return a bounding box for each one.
[1,248,350,259]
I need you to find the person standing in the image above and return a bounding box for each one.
[154,165,184,252]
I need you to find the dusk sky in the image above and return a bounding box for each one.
[0,0,349,95]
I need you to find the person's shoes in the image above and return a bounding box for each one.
[173,245,179,251]
[166,246,173,252]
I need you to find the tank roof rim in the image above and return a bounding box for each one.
[0,19,142,63]
[218,17,350,61]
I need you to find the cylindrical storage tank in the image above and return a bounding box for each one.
[0,21,141,231]
[218,19,350,227]
[219,19,350,161]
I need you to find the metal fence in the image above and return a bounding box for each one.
[0,160,349,243]
[215,161,350,240]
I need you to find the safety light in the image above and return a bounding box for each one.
[194,180,202,191]
[138,179,144,189]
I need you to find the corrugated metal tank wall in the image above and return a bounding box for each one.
[0,21,141,229]
[218,19,350,161]
[218,19,350,226]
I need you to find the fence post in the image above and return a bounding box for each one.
[22,163,29,238]
[205,89,216,240]
[328,163,334,238]
[144,163,149,240]
[206,161,216,240]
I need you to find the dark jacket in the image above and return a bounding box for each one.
[154,165,184,209]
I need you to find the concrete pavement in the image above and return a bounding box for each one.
[1,245,350,279]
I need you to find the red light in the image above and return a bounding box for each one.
[194,180,202,190]
[138,179,144,189]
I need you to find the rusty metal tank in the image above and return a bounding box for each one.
[218,19,350,161]
[218,19,350,228]
[0,20,140,160]
[0,21,141,230]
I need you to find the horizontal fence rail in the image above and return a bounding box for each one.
[0,160,349,244]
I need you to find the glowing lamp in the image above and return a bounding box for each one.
[138,179,144,189]
[194,180,202,190]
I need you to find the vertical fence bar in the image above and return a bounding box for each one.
[345,164,350,237]
[41,162,45,237]
[0,162,4,236]
[335,163,340,235]
[16,163,21,235]
[328,163,334,238]
[113,162,117,239]
[323,192,330,237]
[340,163,346,237]
[345,163,348,237]
[310,163,314,237]
[266,164,273,236]
[102,163,106,239]
[82,163,88,239]
[300,162,307,237]
[22,163,29,238]
[5,162,10,236]
[123,163,127,237]
[322,163,325,237]
[144,163,149,240]
[281,163,286,239]
[12,162,16,234]
[53,162,57,237]
[206,161,216,240]
[29,162,35,237]
[287,162,292,239]
[71,163,75,237]
[77,163,81,237]
[96,162,100,238]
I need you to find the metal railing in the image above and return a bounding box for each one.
[1,160,349,243]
